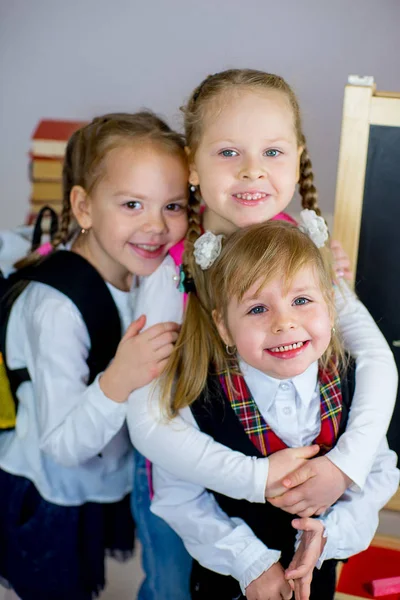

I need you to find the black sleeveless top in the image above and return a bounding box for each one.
[189,361,356,599]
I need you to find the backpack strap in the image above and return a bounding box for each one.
[337,356,356,436]
[5,251,122,386]
[169,240,185,267]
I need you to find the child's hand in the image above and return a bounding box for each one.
[246,562,293,600]
[100,315,180,403]
[285,518,326,600]
[267,456,352,517]
[265,445,320,498]
[330,239,353,281]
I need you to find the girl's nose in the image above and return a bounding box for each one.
[271,312,297,334]
[142,213,166,234]
[238,157,267,181]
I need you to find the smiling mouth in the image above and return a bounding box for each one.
[133,244,162,252]
[233,192,268,201]
[269,341,306,353]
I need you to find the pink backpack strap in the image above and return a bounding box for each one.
[271,211,298,225]
[169,239,185,267]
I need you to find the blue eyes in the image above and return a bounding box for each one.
[220,149,238,157]
[293,297,309,305]
[248,298,310,315]
[219,149,281,158]
[264,149,280,157]
[249,306,266,315]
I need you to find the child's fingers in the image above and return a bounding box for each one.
[153,357,170,377]
[270,497,316,517]
[297,579,312,600]
[269,487,311,510]
[282,446,319,489]
[314,505,328,516]
[282,468,314,489]
[334,256,350,268]
[291,517,317,532]
[342,269,353,281]
[296,506,319,517]
[120,315,146,342]
[151,330,179,351]
[145,321,180,341]
[154,343,176,362]
[330,239,346,255]
[285,564,309,579]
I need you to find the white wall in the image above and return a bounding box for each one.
[1,0,399,229]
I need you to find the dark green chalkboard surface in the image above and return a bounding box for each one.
[356,124,400,459]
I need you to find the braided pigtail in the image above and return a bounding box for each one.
[297,140,336,283]
[298,142,320,216]
[51,129,82,248]
[182,186,203,281]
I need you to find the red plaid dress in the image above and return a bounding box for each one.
[219,362,342,456]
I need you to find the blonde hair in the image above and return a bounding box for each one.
[181,68,319,288]
[16,111,188,268]
[161,220,343,416]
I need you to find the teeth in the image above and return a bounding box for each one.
[136,244,161,252]
[235,193,267,201]
[270,342,304,353]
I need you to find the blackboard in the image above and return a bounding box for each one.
[356,125,400,459]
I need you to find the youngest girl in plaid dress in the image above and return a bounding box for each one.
[151,219,399,600]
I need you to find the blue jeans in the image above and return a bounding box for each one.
[131,450,192,600]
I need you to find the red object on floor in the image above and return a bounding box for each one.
[371,576,400,597]
[336,543,400,599]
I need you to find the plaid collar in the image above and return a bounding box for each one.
[218,361,342,457]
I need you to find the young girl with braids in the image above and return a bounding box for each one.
[151,220,399,600]
[127,68,397,521]
[0,112,191,600]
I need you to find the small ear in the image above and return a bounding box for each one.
[212,309,233,346]
[70,185,92,230]
[296,145,304,183]
[185,146,200,187]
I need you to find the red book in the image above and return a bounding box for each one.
[31,119,87,158]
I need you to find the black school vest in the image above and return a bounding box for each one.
[189,361,356,598]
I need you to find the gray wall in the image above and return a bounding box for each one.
[1,0,399,229]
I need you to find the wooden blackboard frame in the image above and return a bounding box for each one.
[333,79,400,281]
[333,78,400,512]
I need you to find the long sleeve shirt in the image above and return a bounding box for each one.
[151,361,400,593]
[0,276,135,506]
[127,254,398,498]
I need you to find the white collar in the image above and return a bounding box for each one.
[238,359,319,410]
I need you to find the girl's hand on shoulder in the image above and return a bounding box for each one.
[330,239,353,281]
[100,315,180,403]
[246,562,293,600]
[267,456,352,517]
[285,518,326,600]
[265,445,319,498]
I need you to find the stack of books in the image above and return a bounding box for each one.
[28,119,86,224]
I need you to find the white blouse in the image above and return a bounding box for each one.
[0,274,135,506]
[151,361,399,593]
[127,254,398,497]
